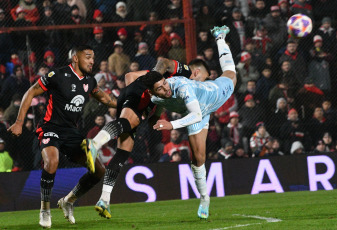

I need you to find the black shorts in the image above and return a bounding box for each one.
[36,123,84,160]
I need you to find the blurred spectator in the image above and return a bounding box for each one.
[252,25,272,56]
[134,42,156,70]
[168,13,185,40]
[277,60,301,96]
[238,94,265,152]
[269,80,294,111]
[116,27,135,57]
[322,132,334,152]
[5,50,22,76]
[43,50,55,68]
[267,97,288,138]
[322,99,337,124]
[221,111,243,147]
[167,0,183,18]
[68,4,86,45]
[0,9,13,63]
[97,60,117,89]
[311,139,326,154]
[290,0,313,18]
[316,17,337,55]
[308,35,332,94]
[69,4,84,24]
[128,0,153,21]
[263,5,287,55]
[195,4,216,32]
[280,108,310,153]
[215,0,236,25]
[203,46,218,70]
[129,61,139,72]
[67,0,87,19]
[209,67,219,80]
[155,23,173,57]
[94,73,110,93]
[87,26,113,66]
[96,0,117,22]
[108,41,130,77]
[256,66,276,104]
[0,138,12,172]
[3,94,21,125]
[217,141,234,160]
[237,80,257,107]
[278,0,290,21]
[112,1,131,22]
[290,141,305,155]
[206,118,221,155]
[87,115,105,138]
[10,0,40,25]
[170,151,182,162]
[214,94,237,129]
[0,65,29,109]
[267,138,284,156]
[168,32,186,63]
[52,0,71,25]
[231,144,249,158]
[246,0,268,38]
[236,52,260,94]
[92,9,103,23]
[295,77,324,121]
[160,129,190,162]
[226,7,247,61]
[279,39,307,83]
[116,75,126,90]
[250,122,271,157]
[140,12,161,56]
[197,30,211,54]
[307,107,330,144]
[243,38,264,70]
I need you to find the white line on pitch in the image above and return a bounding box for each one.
[233,214,282,222]
[210,223,262,230]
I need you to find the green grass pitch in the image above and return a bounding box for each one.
[1,190,337,230]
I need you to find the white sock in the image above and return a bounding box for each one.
[191,164,208,199]
[93,130,111,150]
[100,184,113,204]
[216,38,236,73]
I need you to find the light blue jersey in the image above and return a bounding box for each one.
[151,76,234,135]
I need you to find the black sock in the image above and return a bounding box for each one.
[102,118,132,140]
[40,169,56,202]
[103,148,130,186]
[72,172,101,198]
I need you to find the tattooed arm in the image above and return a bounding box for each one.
[8,81,45,136]
[91,86,117,108]
[153,57,176,75]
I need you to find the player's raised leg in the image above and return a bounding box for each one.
[95,133,133,218]
[211,25,237,85]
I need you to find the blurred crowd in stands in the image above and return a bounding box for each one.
[1,0,337,172]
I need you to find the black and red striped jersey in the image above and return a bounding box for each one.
[37,65,97,128]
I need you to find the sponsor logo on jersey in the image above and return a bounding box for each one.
[65,95,85,112]
[83,84,88,92]
[48,71,55,77]
[42,138,50,144]
[71,84,76,92]
[44,132,59,138]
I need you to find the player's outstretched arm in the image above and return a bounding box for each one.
[154,100,202,131]
[221,70,237,88]
[125,70,149,86]
[91,86,117,108]
[7,82,45,136]
[153,57,176,75]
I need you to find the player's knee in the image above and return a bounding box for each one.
[44,158,59,173]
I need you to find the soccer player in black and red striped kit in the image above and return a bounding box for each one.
[88,58,211,218]
[7,45,116,228]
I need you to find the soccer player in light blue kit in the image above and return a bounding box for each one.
[141,25,237,219]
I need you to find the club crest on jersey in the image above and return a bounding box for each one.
[184,64,189,70]
[83,84,88,92]
[48,71,55,77]
[71,84,76,92]
[42,138,50,144]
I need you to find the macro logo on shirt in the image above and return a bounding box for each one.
[64,95,85,112]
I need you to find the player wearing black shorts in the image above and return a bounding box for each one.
[88,58,211,219]
[7,45,116,228]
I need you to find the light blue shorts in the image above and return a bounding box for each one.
[186,114,210,136]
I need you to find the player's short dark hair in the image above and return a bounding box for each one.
[141,71,164,90]
[188,58,210,75]
[72,45,93,55]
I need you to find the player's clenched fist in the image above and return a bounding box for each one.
[7,123,23,137]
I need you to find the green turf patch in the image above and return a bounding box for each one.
[1,190,337,229]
